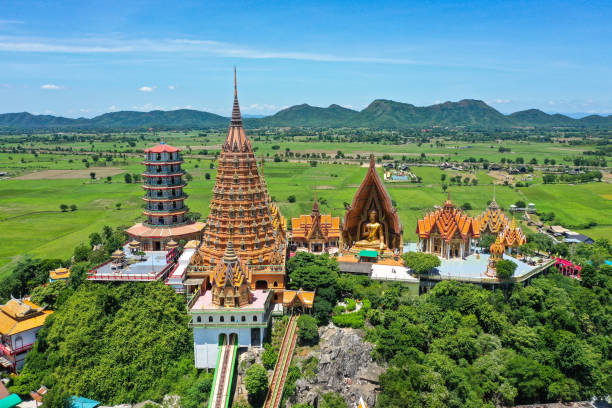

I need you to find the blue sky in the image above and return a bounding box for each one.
[1,0,611,118]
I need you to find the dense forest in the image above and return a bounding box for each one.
[11,282,211,407]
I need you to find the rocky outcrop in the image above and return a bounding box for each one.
[290,324,385,408]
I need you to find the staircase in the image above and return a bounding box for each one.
[263,314,300,408]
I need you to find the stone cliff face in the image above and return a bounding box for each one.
[290,324,385,408]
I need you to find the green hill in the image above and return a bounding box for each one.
[2,100,612,130]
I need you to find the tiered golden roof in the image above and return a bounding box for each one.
[499,217,527,248]
[477,198,509,235]
[282,288,315,309]
[211,241,252,308]
[490,234,505,256]
[291,197,341,242]
[416,194,481,242]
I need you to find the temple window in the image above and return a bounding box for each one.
[273,281,278,287]
[241,242,246,250]
[239,210,243,217]
[231,316,235,322]
[241,316,246,322]
[253,316,257,322]
[230,194,234,200]
[159,218,164,225]
[196,316,201,323]
[209,316,213,322]
[157,179,162,185]
[172,215,178,223]
[156,166,162,173]
[156,154,161,160]
[220,316,225,322]
[157,203,163,210]
[240,227,245,234]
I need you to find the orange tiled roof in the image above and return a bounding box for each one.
[0,299,52,336]
[291,214,341,240]
[49,267,70,280]
[144,143,180,153]
[416,197,480,242]
[211,241,252,288]
[282,288,315,308]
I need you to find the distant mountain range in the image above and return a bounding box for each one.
[1,100,611,130]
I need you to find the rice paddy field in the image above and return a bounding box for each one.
[0,133,610,278]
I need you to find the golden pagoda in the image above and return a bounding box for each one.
[477,196,509,235]
[211,240,252,308]
[291,193,341,253]
[416,193,481,259]
[342,154,403,257]
[485,234,506,277]
[190,70,287,300]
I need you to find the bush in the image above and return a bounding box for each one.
[287,195,296,203]
[261,345,278,370]
[401,252,440,276]
[297,315,319,346]
[496,259,517,280]
[332,311,365,328]
[345,298,357,311]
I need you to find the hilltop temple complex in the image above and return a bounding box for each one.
[126,142,204,251]
[290,194,341,254]
[416,194,481,259]
[499,217,527,253]
[342,154,403,260]
[188,72,288,301]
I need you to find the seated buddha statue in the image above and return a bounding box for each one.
[354,210,387,250]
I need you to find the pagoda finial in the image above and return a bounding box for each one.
[369,154,375,168]
[312,189,319,214]
[230,68,243,127]
[223,239,239,263]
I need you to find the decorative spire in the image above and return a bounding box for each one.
[231,67,243,127]
[223,239,239,264]
[369,153,375,168]
[312,189,320,215]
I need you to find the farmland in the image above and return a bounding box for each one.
[0,131,610,277]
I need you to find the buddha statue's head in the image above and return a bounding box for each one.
[369,210,377,223]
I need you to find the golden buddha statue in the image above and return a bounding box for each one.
[354,210,387,250]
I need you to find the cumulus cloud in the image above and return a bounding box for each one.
[168,85,175,90]
[492,99,510,104]
[40,84,63,90]
[139,86,154,92]
[108,105,118,111]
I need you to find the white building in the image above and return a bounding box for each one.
[188,241,272,369]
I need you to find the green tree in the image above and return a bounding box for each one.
[90,171,96,180]
[495,259,517,280]
[124,173,132,183]
[244,364,268,402]
[89,232,103,247]
[60,203,69,212]
[70,204,78,211]
[73,243,92,263]
[115,202,122,210]
[287,195,296,203]
[401,252,440,276]
[30,280,67,308]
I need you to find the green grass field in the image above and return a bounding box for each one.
[0,135,610,278]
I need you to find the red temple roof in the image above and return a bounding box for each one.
[145,143,180,153]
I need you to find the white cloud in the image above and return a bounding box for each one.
[40,84,63,90]
[139,86,154,92]
[492,99,510,104]
[108,105,117,111]
[168,85,175,90]
[0,35,425,65]
[130,103,165,111]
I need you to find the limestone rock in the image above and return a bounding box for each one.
[290,324,385,408]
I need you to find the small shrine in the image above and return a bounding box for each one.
[485,235,505,277]
[0,298,53,372]
[290,194,341,254]
[49,267,70,282]
[416,193,481,259]
[342,154,403,258]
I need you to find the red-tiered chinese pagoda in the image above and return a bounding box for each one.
[126,141,204,251]
[189,70,287,300]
